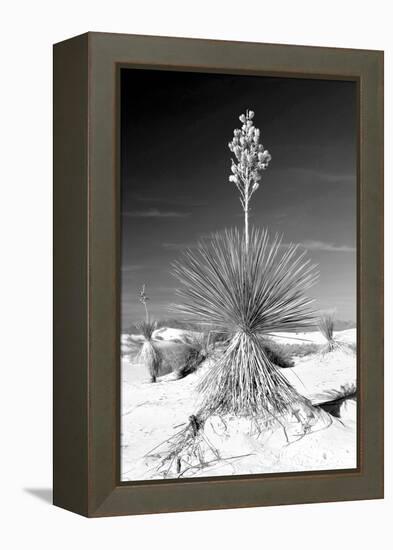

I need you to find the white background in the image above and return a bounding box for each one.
[1,1,391,548]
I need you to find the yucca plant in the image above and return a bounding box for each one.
[171,110,319,417]
[135,284,162,382]
[148,111,322,477]
[137,319,162,382]
[319,313,347,354]
[173,228,318,416]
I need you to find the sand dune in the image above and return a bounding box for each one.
[121,327,357,481]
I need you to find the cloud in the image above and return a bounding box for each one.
[162,242,197,251]
[165,237,355,254]
[162,233,217,251]
[121,264,145,272]
[279,240,355,252]
[319,173,355,185]
[300,240,355,252]
[123,209,190,219]
[287,167,356,185]
[130,193,207,207]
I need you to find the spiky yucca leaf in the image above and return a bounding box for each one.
[137,319,157,340]
[197,331,303,415]
[173,228,318,335]
[172,228,318,415]
[319,313,334,341]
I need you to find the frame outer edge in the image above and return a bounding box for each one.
[53,33,90,517]
[84,33,384,516]
[356,50,384,500]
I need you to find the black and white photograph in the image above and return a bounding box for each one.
[1,0,389,537]
[120,68,357,481]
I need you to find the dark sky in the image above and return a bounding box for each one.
[121,68,357,329]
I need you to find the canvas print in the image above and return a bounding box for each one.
[120,68,357,481]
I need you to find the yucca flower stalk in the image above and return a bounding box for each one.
[139,284,149,322]
[228,109,271,249]
[173,228,318,415]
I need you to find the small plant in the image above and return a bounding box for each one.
[177,331,213,379]
[319,313,347,354]
[209,330,230,346]
[260,338,295,369]
[317,383,356,418]
[135,284,162,382]
[137,319,162,383]
[321,382,357,403]
[281,341,320,358]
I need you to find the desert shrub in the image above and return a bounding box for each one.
[177,346,206,379]
[259,338,320,360]
[210,330,231,346]
[322,382,357,403]
[319,313,335,352]
[259,337,295,368]
[319,313,352,355]
[177,331,212,379]
[280,341,320,357]
[317,383,357,417]
[173,228,318,416]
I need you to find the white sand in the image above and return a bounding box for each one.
[121,328,357,481]
[153,326,191,341]
[269,328,356,346]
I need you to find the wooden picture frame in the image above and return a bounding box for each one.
[53,32,384,517]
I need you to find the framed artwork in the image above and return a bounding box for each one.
[53,32,384,517]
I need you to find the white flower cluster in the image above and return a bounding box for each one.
[228,110,271,208]
[139,284,149,305]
